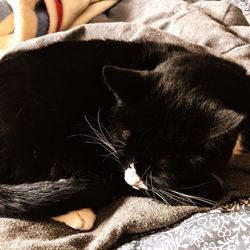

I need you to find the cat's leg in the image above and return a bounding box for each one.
[52,208,96,230]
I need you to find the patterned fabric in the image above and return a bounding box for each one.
[118,199,250,250]
[229,0,250,23]
[230,0,250,11]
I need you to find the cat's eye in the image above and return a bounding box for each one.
[189,155,205,166]
[121,130,131,140]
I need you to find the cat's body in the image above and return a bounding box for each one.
[0,40,249,220]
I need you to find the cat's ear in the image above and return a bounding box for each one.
[210,109,246,139]
[103,65,155,102]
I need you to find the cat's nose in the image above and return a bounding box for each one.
[132,180,148,190]
[124,163,148,190]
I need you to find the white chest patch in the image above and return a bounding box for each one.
[124,163,148,190]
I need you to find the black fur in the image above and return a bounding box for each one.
[0,40,249,218]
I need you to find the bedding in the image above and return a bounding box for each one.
[1,0,250,249]
[117,199,250,249]
[0,0,119,55]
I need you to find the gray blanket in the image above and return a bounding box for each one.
[118,198,250,249]
[1,1,250,249]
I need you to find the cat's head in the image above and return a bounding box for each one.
[103,53,248,205]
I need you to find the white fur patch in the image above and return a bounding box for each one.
[124,163,148,190]
[52,208,96,231]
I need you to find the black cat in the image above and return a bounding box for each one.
[0,40,249,220]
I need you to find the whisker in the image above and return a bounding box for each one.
[66,133,86,139]
[84,132,114,150]
[112,139,126,147]
[84,116,122,161]
[85,140,119,160]
[136,166,216,207]
[102,155,122,166]
[97,109,109,139]
[158,189,189,206]
[150,189,170,205]
[101,150,124,158]
[149,171,156,199]
[89,111,126,148]
[141,166,151,179]
[144,172,150,197]
[166,189,217,206]
[67,133,121,162]
[100,150,124,164]
[85,116,117,152]
[146,172,195,206]
[160,180,196,206]
[210,173,227,192]
[178,180,216,191]
[66,112,123,169]
[148,174,173,206]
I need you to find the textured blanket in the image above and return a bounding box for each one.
[1,0,250,249]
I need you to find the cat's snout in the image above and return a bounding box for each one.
[133,180,148,190]
[124,163,148,190]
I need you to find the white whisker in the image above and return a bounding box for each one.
[144,172,150,197]
[84,140,119,160]
[141,166,151,179]
[150,189,170,205]
[166,189,216,206]
[178,180,215,190]
[158,189,189,206]
[67,113,124,167]
[84,116,117,153]
[149,171,156,199]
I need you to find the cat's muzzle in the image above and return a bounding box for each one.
[124,163,148,190]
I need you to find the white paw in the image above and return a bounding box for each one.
[52,208,96,231]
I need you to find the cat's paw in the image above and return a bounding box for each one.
[52,208,96,231]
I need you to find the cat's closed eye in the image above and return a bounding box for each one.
[121,130,131,141]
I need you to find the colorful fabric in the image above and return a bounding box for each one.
[0,0,119,56]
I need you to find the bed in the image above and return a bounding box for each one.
[1,0,250,249]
